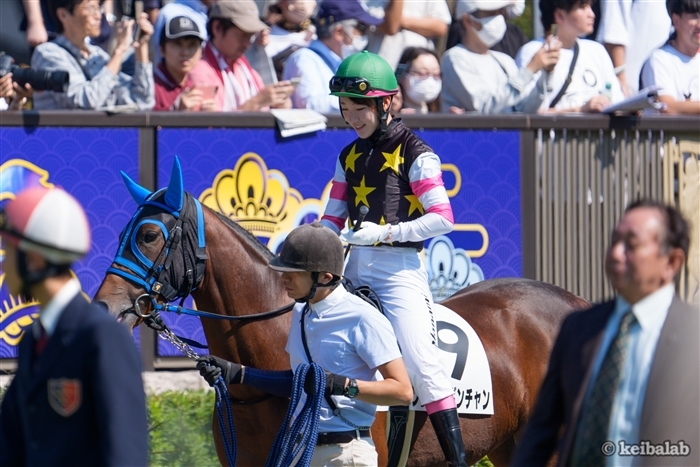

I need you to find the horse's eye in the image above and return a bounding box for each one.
[144,231,159,243]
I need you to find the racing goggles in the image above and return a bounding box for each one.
[330,77,373,95]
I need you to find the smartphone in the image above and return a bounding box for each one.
[290,77,302,88]
[193,84,218,100]
[548,24,558,38]
[121,15,142,42]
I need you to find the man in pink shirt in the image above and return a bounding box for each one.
[189,0,295,111]
[154,15,215,111]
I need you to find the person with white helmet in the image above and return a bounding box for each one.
[321,50,467,466]
[0,186,148,467]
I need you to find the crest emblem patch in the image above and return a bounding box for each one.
[48,378,82,417]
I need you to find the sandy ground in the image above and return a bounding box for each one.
[0,370,213,394]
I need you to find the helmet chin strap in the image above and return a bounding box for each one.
[295,272,341,304]
[17,250,70,300]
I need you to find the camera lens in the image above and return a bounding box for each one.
[12,66,69,93]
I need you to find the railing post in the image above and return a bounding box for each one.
[138,125,157,372]
[520,129,537,280]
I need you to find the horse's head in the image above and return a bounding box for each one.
[94,158,207,331]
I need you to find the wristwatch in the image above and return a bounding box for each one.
[344,378,360,398]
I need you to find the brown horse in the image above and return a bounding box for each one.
[94,163,589,466]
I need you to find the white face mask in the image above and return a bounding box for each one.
[471,14,507,48]
[405,75,442,104]
[341,34,368,59]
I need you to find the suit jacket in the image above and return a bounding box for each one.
[511,295,700,467]
[0,294,148,467]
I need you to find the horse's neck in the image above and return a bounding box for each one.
[192,211,291,368]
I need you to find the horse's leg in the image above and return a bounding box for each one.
[373,412,389,466]
[485,435,516,467]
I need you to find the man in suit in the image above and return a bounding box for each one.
[512,198,699,467]
[0,186,148,466]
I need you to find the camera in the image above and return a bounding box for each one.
[0,52,69,93]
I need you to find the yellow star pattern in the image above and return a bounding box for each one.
[405,195,425,216]
[344,144,363,173]
[353,176,376,207]
[380,144,404,174]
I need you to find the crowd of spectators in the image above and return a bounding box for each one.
[1,0,697,115]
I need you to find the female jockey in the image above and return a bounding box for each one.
[320,51,467,467]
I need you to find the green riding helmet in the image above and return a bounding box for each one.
[329,51,399,98]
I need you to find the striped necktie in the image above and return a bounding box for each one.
[570,308,637,466]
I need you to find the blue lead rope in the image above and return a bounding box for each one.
[265,363,324,467]
[214,377,237,467]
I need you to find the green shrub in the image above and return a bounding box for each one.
[1,387,495,467]
[148,390,219,467]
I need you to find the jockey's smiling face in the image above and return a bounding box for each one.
[340,97,379,139]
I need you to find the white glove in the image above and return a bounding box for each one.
[340,221,390,246]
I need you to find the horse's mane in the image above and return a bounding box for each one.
[210,209,275,260]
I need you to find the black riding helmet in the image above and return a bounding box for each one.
[269,222,344,302]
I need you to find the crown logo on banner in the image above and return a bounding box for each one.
[199,153,329,249]
[0,160,53,345]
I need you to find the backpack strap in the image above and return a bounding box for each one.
[549,40,579,108]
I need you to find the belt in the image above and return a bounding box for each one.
[316,430,371,445]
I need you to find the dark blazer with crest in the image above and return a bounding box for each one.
[0,293,148,466]
[511,295,700,467]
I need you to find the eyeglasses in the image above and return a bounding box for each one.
[407,70,442,80]
[329,77,373,94]
[78,3,103,16]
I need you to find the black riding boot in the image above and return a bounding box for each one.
[429,408,468,467]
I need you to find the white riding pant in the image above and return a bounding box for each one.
[344,245,454,405]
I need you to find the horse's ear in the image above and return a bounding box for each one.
[164,157,184,212]
[121,171,151,205]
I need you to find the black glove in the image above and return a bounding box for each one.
[324,372,348,398]
[196,356,242,387]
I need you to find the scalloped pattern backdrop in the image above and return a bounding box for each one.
[0,127,141,358]
[157,128,521,357]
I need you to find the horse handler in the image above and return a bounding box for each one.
[0,186,148,466]
[320,51,468,466]
[197,222,412,466]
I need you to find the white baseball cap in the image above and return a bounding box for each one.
[456,0,517,19]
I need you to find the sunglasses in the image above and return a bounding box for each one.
[329,77,373,95]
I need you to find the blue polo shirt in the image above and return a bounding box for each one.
[286,285,402,432]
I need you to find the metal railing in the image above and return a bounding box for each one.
[1,111,697,370]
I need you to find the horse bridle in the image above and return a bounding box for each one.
[108,190,294,324]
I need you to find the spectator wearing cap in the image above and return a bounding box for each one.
[441,0,561,114]
[281,0,382,113]
[515,0,624,113]
[446,0,528,59]
[365,0,450,70]
[154,15,213,111]
[151,0,215,65]
[188,0,295,111]
[640,0,700,115]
